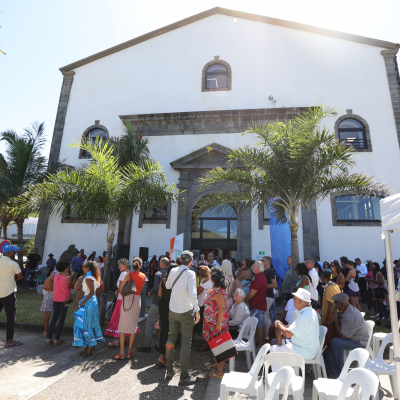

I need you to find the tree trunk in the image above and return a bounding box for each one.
[123,214,132,245]
[2,224,7,240]
[16,218,24,269]
[99,218,117,324]
[290,223,300,289]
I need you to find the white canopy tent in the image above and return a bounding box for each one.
[379,194,400,387]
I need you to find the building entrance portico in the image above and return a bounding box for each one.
[170,143,252,261]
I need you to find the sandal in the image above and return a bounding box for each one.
[211,363,226,370]
[112,352,126,360]
[209,371,224,380]
[107,340,120,347]
[126,352,133,359]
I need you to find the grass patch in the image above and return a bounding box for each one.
[1,289,115,327]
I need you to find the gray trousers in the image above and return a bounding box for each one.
[144,303,160,347]
[166,310,195,377]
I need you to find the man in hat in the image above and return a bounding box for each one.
[165,250,200,386]
[327,292,369,378]
[46,253,57,274]
[270,288,320,362]
[0,245,24,347]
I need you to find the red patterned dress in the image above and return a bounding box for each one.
[203,287,229,342]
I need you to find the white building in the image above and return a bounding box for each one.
[35,7,400,266]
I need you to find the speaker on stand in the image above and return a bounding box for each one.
[139,247,149,262]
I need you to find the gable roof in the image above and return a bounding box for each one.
[60,7,398,72]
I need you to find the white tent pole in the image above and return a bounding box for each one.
[383,230,400,387]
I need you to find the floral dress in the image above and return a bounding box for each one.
[203,287,229,342]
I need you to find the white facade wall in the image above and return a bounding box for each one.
[43,14,400,264]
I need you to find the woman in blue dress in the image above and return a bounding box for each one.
[73,261,105,356]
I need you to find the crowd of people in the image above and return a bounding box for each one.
[1,245,400,384]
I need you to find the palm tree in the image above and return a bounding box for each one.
[0,123,48,267]
[194,105,387,285]
[14,139,180,320]
[109,119,150,244]
[0,204,15,240]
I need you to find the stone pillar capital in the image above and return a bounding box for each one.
[381,45,400,58]
[61,70,75,77]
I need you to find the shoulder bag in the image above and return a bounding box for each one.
[122,272,138,312]
[43,274,54,291]
[171,268,187,289]
[121,272,137,296]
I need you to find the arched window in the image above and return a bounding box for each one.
[79,124,109,158]
[202,59,232,92]
[205,64,228,90]
[338,118,367,149]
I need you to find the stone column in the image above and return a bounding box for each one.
[381,46,400,146]
[301,198,320,259]
[35,71,75,256]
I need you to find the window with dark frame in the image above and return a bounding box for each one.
[263,204,271,220]
[205,64,228,90]
[143,204,168,220]
[338,119,367,149]
[81,128,107,158]
[191,206,237,240]
[335,195,382,221]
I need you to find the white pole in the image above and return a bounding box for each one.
[383,230,400,389]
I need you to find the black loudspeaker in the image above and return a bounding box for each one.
[139,247,149,261]
[112,244,130,268]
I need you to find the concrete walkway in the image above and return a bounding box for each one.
[0,326,212,400]
[0,326,396,400]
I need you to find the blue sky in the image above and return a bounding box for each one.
[0,0,399,157]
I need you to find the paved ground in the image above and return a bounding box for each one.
[0,301,396,400]
[0,323,213,400]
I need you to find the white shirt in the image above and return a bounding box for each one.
[308,267,319,301]
[0,256,21,297]
[166,265,199,313]
[117,271,128,300]
[285,298,296,324]
[356,263,368,278]
[198,277,213,307]
[82,275,100,295]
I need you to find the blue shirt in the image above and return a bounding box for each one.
[70,256,83,272]
[289,305,320,360]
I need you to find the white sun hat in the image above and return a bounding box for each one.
[292,288,311,304]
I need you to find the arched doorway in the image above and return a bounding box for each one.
[191,205,237,259]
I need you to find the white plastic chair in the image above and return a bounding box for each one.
[343,320,374,362]
[312,348,370,400]
[337,368,379,400]
[305,326,327,378]
[229,316,258,371]
[372,331,387,359]
[220,343,270,400]
[365,332,400,400]
[264,352,305,400]
[265,366,295,400]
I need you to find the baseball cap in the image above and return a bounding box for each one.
[180,250,193,262]
[2,245,20,254]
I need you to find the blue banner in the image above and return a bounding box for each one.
[269,203,291,283]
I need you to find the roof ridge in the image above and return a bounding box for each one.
[60,6,398,73]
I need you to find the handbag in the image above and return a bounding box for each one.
[122,272,138,312]
[43,274,54,291]
[324,321,337,346]
[208,331,238,363]
[374,286,388,299]
[121,272,137,297]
